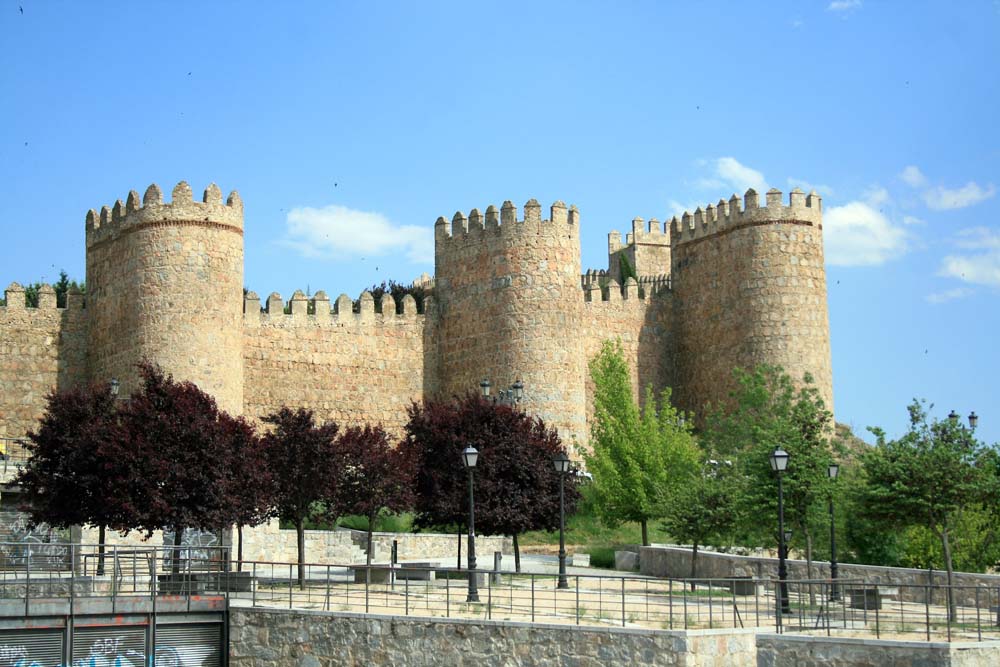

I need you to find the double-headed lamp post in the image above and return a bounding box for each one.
[949,410,979,430]
[480,378,524,405]
[827,462,840,601]
[553,452,571,589]
[462,445,480,603]
[769,447,791,615]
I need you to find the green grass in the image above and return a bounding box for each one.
[519,510,671,547]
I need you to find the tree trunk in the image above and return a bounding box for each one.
[641,519,649,547]
[513,534,521,573]
[805,528,816,606]
[457,525,462,569]
[97,524,107,576]
[366,511,376,567]
[942,526,957,622]
[237,525,244,573]
[690,541,699,591]
[296,518,306,589]
[171,526,184,575]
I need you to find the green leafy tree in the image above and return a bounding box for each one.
[585,338,700,546]
[858,400,997,620]
[707,365,835,584]
[662,460,744,584]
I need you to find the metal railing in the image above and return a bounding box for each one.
[1,544,999,641]
[0,437,31,475]
[777,578,1000,642]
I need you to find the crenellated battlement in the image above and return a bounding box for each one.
[580,270,670,298]
[2,283,85,312]
[243,289,429,327]
[669,187,821,247]
[85,181,243,249]
[434,199,579,246]
[607,216,670,254]
[0,172,832,453]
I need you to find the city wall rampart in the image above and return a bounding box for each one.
[0,284,87,439]
[668,188,832,417]
[242,289,431,436]
[85,182,245,414]
[0,181,834,454]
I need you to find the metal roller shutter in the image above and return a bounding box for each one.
[72,625,146,667]
[0,629,63,667]
[154,624,222,667]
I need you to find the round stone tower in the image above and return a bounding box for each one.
[669,187,833,419]
[433,199,587,445]
[84,181,245,415]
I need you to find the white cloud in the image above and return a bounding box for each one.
[667,200,702,218]
[827,0,861,11]
[939,252,1000,287]
[787,177,832,196]
[922,182,997,210]
[715,157,767,194]
[280,204,433,264]
[823,201,908,266]
[939,228,1000,288]
[955,227,1000,250]
[925,287,974,304]
[902,215,926,226]
[863,186,890,208]
[899,165,927,188]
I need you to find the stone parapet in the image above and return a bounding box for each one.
[229,608,759,666]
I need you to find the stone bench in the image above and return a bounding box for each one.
[845,587,890,610]
[158,571,253,594]
[395,562,437,581]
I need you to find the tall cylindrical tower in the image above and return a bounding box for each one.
[434,199,586,445]
[84,181,245,415]
[670,187,833,419]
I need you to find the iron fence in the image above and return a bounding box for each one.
[0,544,998,642]
[0,437,31,475]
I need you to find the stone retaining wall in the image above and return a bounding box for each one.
[237,522,512,566]
[640,545,1000,606]
[756,634,1000,667]
[228,607,758,666]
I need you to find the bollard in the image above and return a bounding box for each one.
[492,552,503,585]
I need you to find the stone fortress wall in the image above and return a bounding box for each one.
[0,180,833,451]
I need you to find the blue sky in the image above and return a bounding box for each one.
[2,1,997,444]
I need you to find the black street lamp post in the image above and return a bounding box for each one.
[553,452,570,589]
[769,447,791,615]
[480,377,524,406]
[827,462,840,601]
[462,445,480,603]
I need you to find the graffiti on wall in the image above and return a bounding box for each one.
[162,528,226,571]
[0,633,219,666]
[0,512,72,570]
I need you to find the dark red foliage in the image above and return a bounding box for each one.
[331,425,415,521]
[15,382,128,532]
[259,406,342,584]
[330,424,416,564]
[117,362,246,537]
[400,394,580,538]
[218,412,273,529]
[259,407,341,529]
